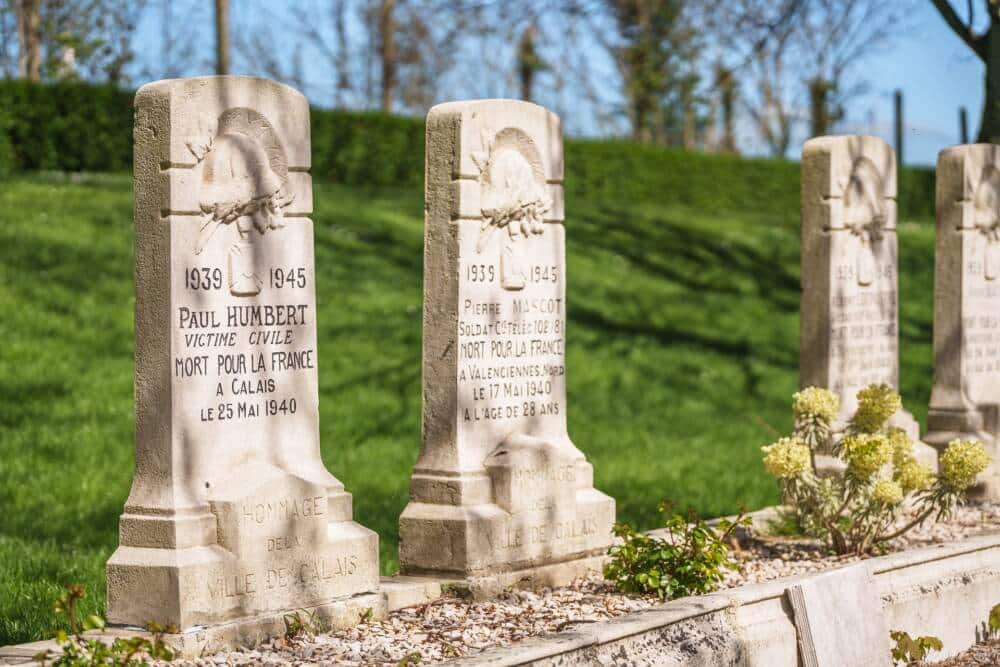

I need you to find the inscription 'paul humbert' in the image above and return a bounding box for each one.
[106,76,379,632]
[400,100,614,580]
[927,144,1000,497]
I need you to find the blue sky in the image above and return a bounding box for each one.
[131,0,982,167]
[841,3,983,166]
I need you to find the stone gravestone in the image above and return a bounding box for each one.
[400,100,614,588]
[801,135,932,464]
[926,144,1000,497]
[107,76,379,637]
[786,563,891,667]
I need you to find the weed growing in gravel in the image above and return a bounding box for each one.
[763,384,991,555]
[34,585,175,666]
[283,609,325,640]
[604,502,749,600]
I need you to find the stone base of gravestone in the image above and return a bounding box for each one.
[111,592,385,658]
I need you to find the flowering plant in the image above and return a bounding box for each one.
[762,384,990,555]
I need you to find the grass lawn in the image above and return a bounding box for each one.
[0,172,935,645]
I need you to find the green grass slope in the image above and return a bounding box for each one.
[0,173,935,644]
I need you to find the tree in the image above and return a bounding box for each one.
[14,0,41,80]
[714,64,737,152]
[8,0,145,84]
[700,0,905,155]
[799,0,906,139]
[517,23,546,101]
[601,0,698,144]
[930,0,999,142]
[376,0,396,110]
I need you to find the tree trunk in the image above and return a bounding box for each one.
[808,77,832,137]
[980,14,1000,143]
[15,0,41,81]
[215,0,230,75]
[379,0,397,112]
[718,67,736,153]
[681,79,695,150]
[517,24,540,102]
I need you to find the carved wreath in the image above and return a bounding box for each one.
[186,109,295,255]
[471,128,550,253]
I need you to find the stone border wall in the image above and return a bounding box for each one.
[445,531,1000,666]
[4,528,1000,665]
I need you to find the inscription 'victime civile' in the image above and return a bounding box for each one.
[188,107,295,297]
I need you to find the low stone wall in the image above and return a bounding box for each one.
[3,530,998,665]
[444,531,1000,666]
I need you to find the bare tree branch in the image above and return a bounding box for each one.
[930,0,987,60]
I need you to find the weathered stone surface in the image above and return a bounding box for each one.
[801,135,934,464]
[927,144,1000,498]
[106,76,378,631]
[787,563,891,667]
[400,99,614,578]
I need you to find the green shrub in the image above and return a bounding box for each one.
[0,108,13,178]
[311,109,424,188]
[0,80,937,220]
[604,502,748,599]
[0,81,132,172]
[763,385,991,555]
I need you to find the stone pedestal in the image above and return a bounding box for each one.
[107,76,379,631]
[800,135,935,466]
[400,100,614,581]
[927,144,1000,498]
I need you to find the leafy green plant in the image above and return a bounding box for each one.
[396,652,422,666]
[890,630,943,664]
[604,502,749,599]
[33,585,175,666]
[282,608,325,640]
[988,602,1000,639]
[763,384,991,555]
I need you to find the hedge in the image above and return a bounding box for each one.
[0,80,935,219]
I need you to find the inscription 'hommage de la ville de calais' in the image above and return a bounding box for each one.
[399,99,615,579]
[106,76,379,631]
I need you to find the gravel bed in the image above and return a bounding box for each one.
[171,503,1000,666]
[925,639,1000,666]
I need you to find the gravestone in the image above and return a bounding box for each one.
[927,144,1000,497]
[801,135,931,463]
[106,76,379,634]
[399,100,614,586]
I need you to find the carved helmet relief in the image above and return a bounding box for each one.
[472,127,551,291]
[843,157,886,287]
[188,108,295,296]
[974,166,1000,281]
